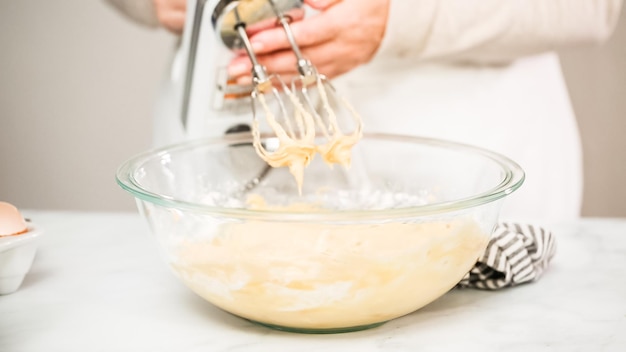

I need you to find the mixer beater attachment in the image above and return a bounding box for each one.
[234,0,363,188]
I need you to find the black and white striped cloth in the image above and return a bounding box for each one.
[457,222,556,290]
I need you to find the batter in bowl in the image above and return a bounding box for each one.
[171,217,489,331]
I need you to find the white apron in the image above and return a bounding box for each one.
[333,52,583,224]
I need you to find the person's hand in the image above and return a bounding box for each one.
[227,0,390,84]
[154,0,186,34]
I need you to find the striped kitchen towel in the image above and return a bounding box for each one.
[457,222,556,290]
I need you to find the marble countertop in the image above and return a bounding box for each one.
[1,212,625,351]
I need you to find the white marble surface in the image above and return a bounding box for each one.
[1,212,625,352]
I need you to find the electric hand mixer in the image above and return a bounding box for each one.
[169,0,362,169]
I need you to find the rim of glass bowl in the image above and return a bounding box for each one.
[116,133,524,222]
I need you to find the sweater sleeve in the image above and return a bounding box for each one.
[104,0,160,28]
[374,0,623,64]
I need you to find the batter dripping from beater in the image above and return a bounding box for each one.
[251,77,363,192]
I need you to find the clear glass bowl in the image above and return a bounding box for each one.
[116,133,524,333]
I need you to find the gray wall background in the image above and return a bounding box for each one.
[1,1,625,216]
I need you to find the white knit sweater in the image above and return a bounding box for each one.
[105,0,622,64]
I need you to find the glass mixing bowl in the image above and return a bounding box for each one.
[116,133,524,333]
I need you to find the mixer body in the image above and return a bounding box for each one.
[154,0,304,145]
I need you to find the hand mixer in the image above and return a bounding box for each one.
[169,0,362,191]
